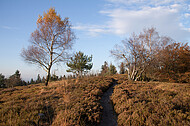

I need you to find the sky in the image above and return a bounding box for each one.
[0,0,190,81]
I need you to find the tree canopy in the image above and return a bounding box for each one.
[119,62,125,74]
[109,63,117,75]
[100,61,109,75]
[157,42,190,82]
[111,27,173,81]
[21,8,75,86]
[66,51,93,77]
[0,74,5,88]
[100,61,117,76]
[5,70,22,88]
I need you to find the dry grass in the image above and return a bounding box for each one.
[111,81,190,126]
[2,75,189,126]
[112,74,128,84]
[0,76,113,126]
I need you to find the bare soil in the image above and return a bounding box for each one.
[98,82,118,126]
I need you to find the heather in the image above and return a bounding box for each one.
[111,81,190,126]
[0,76,113,126]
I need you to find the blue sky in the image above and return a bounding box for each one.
[0,0,190,80]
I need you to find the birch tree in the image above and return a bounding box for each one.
[21,8,75,86]
[111,27,172,81]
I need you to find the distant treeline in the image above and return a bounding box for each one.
[0,70,75,88]
[0,62,119,88]
[0,71,93,88]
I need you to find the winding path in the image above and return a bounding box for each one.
[98,81,118,126]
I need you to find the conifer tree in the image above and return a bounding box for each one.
[101,61,109,75]
[109,63,117,75]
[36,74,41,83]
[30,78,35,84]
[119,62,125,74]
[0,73,5,88]
[66,51,93,77]
[5,70,22,87]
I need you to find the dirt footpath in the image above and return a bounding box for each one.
[98,82,118,126]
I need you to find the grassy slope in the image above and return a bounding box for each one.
[0,76,113,126]
[111,81,190,126]
[1,74,189,126]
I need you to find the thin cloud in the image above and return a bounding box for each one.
[184,13,190,18]
[72,24,111,37]
[102,0,190,41]
[106,0,187,7]
[1,25,18,30]
[73,0,190,41]
[101,6,182,34]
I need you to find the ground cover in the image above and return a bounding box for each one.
[0,76,113,126]
[111,81,190,126]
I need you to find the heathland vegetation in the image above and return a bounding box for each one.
[0,75,189,125]
[0,8,190,126]
[111,80,190,126]
[0,76,114,125]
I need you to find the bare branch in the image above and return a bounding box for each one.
[110,27,173,81]
[21,8,75,86]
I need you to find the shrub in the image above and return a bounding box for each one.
[111,81,190,126]
[0,76,114,125]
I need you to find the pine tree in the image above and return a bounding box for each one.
[42,77,46,83]
[67,51,93,77]
[36,74,42,83]
[50,74,58,81]
[30,78,35,84]
[101,61,109,75]
[109,63,117,75]
[5,70,22,87]
[119,62,125,74]
[0,73,5,88]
